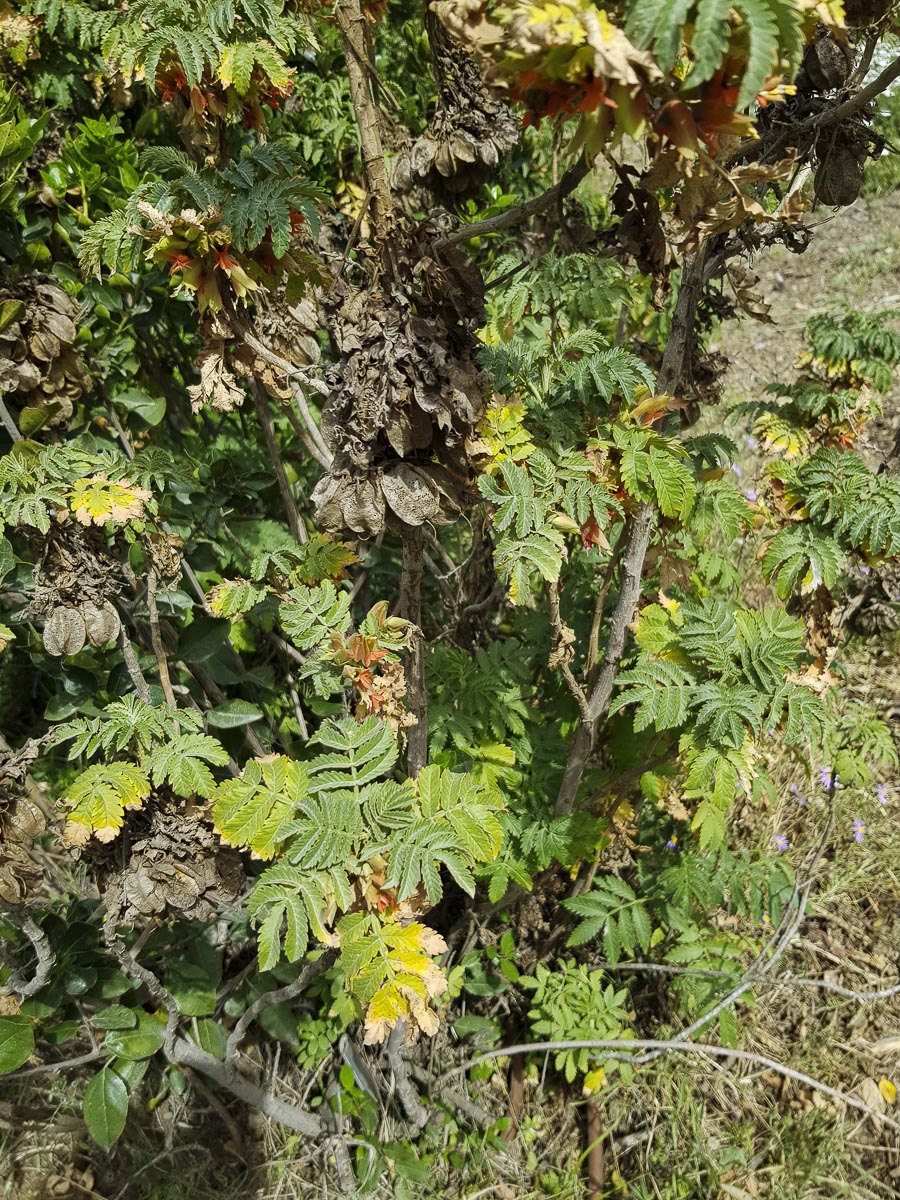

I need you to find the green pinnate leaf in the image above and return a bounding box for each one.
[143,733,230,799]
[213,756,310,859]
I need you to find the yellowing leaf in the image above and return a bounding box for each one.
[62,763,151,843]
[69,475,152,526]
[339,913,450,1044]
[206,578,269,619]
[363,983,406,1045]
[879,1078,897,1105]
[583,1066,606,1094]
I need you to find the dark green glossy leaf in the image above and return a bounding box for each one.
[83,1067,128,1150]
[207,699,264,729]
[0,1015,34,1074]
[103,1012,165,1061]
[111,1056,149,1094]
[191,1018,227,1061]
[91,1005,139,1031]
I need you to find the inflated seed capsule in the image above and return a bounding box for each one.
[81,601,121,647]
[43,606,87,657]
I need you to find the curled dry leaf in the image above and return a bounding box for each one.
[727,265,773,324]
[187,343,246,412]
[392,7,518,202]
[313,246,486,536]
[0,275,88,429]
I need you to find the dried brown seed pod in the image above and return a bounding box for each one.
[42,606,87,657]
[802,34,852,92]
[814,146,865,206]
[81,601,121,647]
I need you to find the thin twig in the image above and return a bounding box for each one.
[106,399,208,606]
[799,54,900,132]
[269,631,307,666]
[253,382,308,544]
[186,660,267,757]
[219,291,333,467]
[185,1067,245,1156]
[283,395,331,469]
[445,1039,900,1136]
[146,564,177,707]
[399,527,427,778]
[848,33,879,90]
[589,958,900,1002]
[431,159,591,250]
[225,952,336,1063]
[546,584,590,720]
[286,673,309,741]
[7,1047,106,1078]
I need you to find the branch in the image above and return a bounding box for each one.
[104,924,325,1136]
[431,159,591,250]
[117,627,153,704]
[173,1036,324,1136]
[444,1038,900,1136]
[5,916,55,997]
[225,950,336,1063]
[252,382,308,545]
[220,291,333,467]
[399,527,428,778]
[554,502,654,815]
[0,396,22,442]
[805,54,900,131]
[185,659,267,758]
[146,564,177,707]
[335,0,395,244]
[554,246,710,815]
[409,1064,492,1129]
[546,584,590,721]
[589,958,900,1002]
[386,1021,429,1129]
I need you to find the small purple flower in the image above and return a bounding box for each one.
[858,565,871,577]
[743,488,758,503]
[744,435,759,450]
[790,782,807,805]
[732,463,744,479]
[820,766,842,790]
[665,836,678,850]
[877,783,890,806]
[773,834,789,853]
[853,817,866,844]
